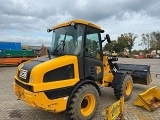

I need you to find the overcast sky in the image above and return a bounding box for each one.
[0,0,160,50]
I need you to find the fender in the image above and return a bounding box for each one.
[112,71,128,89]
[66,79,101,109]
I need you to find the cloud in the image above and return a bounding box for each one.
[1,0,160,31]
[55,0,160,22]
[0,0,160,49]
[0,31,52,46]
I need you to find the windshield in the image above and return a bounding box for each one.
[51,24,85,55]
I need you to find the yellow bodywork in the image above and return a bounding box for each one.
[52,19,101,30]
[102,56,114,87]
[16,55,79,92]
[14,82,68,112]
[14,55,80,112]
[134,86,160,111]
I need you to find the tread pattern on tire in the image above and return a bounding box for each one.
[68,84,99,120]
[114,74,133,101]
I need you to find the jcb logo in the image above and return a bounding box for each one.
[19,69,28,79]
[95,66,101,75]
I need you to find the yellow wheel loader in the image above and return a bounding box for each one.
[14,20,152,120]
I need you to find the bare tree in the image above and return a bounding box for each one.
[151,31,160,54]
[139,33,151,53]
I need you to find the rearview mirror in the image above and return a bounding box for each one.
[102,34,111,43]
[106,34,111,43]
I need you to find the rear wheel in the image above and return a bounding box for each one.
[68,84,99,120]
[114,74,133,101]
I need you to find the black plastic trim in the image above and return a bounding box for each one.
[43,64,74,82]
[44,86,73,99]
[77,56,84,79]
[15,80,33,92]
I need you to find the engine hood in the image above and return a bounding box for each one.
[17,55,57,83]
[16,55,78,84]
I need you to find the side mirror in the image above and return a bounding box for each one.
[106,34,111,43]
[102,34,111,43]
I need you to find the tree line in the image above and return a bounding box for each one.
[103,31,160,55]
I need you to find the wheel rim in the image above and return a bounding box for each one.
[125,80,132,95]
[80,94,96,117]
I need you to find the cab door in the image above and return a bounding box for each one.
[84,26,103,81]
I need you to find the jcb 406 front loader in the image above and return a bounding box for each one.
[14,20,152,120]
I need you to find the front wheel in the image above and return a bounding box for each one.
[68,84,99,120]
[114,74,133,101]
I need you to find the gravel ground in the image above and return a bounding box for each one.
[0,58,160,120]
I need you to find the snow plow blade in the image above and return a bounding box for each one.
[117,63,152,85]
[134,86,160,111]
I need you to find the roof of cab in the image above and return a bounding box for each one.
[52,19,102,30]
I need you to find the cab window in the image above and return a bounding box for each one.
[85,27,101,59]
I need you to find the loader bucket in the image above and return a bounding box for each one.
[134,86,160,111]
[117,63,152,85]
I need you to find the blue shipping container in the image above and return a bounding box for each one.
[0,41,21,50]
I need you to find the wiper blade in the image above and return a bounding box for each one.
[62,33,67,51]
[54,40,65,54]
[54,33,67,55]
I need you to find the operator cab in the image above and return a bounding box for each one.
[48,20,107,59]
[48,20,108,80]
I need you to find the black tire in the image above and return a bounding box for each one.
[68,84,99,120]
[114,74,133,101]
